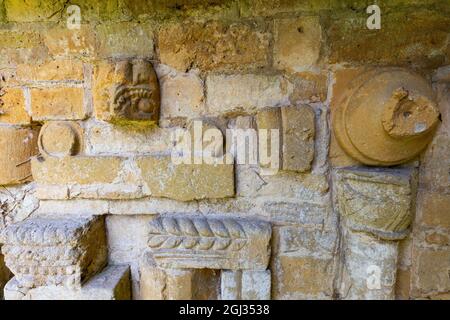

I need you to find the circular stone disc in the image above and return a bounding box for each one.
[334,68,438,166]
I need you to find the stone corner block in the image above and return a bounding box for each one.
[0,215,107,290]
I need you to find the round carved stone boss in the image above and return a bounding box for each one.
[333,68,440,166]
[38,121,83,157]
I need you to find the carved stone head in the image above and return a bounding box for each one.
[110,59,160,124]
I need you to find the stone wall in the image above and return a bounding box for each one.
[0,0,449,300]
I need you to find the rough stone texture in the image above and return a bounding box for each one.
[221,270,271,300]
[281,105,315,172]
[0,87,30,125]
[206,74,293,115]
[31,87,86,121]
[0,126,39,185]
[31,156,123,185]
[335,168,413,240]
[0,253,12,299]
[158,20,270,72]
[16,59,84,81]
[38,121,84,157]
[44,25,97,58]
[4,265,131,300]
[137,155,234,201]
[140,255,220,300]
[274,17,322,72]
[0,215,107,290]
[147,216,271,270]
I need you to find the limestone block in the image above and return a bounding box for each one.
[137,155,234,201]
[44,25,96,57]
[340,231,398,300]
[281,105,315,172]
[221,270,271,300]
[93,59,160,125]
[206,74,292,115]
[274,16,322,72]
[147,216,271,270]
[0,126,39,185]
[290,72,328,103]
[95,22,154,58]
[31,155,122,185]
[16,59,84,81]
[411,247,450,297]
[140,255,220,300]
[255,108,281,170]
[158,21,270,72]
[4,265,131,300]
[332,68,439,166]
[31,87,86,121]
[417,191,450,229]
[335,168,413,240]
[0,87,31,125]
[160,71,205,120]
[38,121,84,157]
[0,215,107,289]
[272,255,334,299]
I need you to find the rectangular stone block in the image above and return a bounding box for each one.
[31,156,123,185]
[417,190,450,229]
[221,270,271,300]
[147,216,271,270]
[16,59,84,81]
[31,87,86,120]
[4,0,65,22]
[140,256,220,300]
[137,155,234,201]
[255,108,281,170]
[158,21,270,72]
[274,16,322,72]
[0,126,39,185]
[206,74,292,115]
[0,88,30,124]
[44,25,96,57]
[0,215,107,289]
[281,105,315,172]
[4,265,130,300]
[411,247,450,297]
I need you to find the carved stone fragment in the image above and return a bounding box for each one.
[4,265,130,300]
[335,168,413,240]
[0,215,107,290]
[38,121,83,157]
[147,216,272,270]
[333,68,440,166]
[0,126,39,185]
[110,59,160,124]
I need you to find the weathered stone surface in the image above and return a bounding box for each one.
[333,68,439,166]
[38,121,84,157]
[411,247,450,297]
[325,9,450,69]
[340,231,399,300]
[0,126,39,185]
[274,17,322,72]
[335,168,413,240]
[4,0,65,22]
[140,255,219,300]
[255,108,281,170]
[0,87,30,124]
[159,70,205,120]
[93,59,160,125]
[221,270,271,300]
[272,255,334,299]
[416,190,450,229]
[31,87,86,121]
[137,155,234,201]
[44,25,96,57]
[281,105,315,172]
[0,216,107,290]
[289,71,328,103]
[158,21,270,72]
[95,22,154,58]
[16,59,84,81]
[206,74,292,115]
[0,253,12,299]
[147,216,271,270]
[4,265,131,300]
[31,155,122,185]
